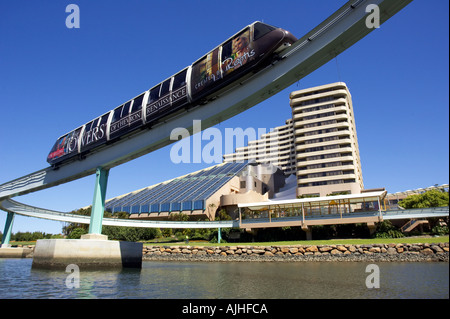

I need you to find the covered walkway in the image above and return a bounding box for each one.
[238,191,387,238]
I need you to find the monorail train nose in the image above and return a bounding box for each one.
[284,30,298,44]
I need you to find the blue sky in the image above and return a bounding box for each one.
[0,0,448,234]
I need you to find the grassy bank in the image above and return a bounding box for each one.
[143,235,449,247]
[7,235,448,247]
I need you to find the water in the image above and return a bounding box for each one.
[0,259,448,299]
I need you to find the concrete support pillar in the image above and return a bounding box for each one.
[218,228,222,243]
[88,167,109,236]
[1,211,15,247]
[302,225,312,240]
[367,222,376,236]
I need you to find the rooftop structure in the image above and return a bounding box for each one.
[104,162,285,220]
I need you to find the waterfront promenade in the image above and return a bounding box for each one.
[141,242,449,262]
[5,238,448,262]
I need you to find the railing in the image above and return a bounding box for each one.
[400,219,416,232]
[383,206,449,219]
[0,198,238,229]
[240,210,381,225]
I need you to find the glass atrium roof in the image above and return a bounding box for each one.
[105,162,248,214]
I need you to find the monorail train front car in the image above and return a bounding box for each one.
[47,22,297,166]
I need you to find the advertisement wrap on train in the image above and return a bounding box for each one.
[47,22,297,166]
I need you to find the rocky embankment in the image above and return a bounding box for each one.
[142,242,449,262]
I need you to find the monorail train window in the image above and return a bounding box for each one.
[148,85,161,104]
[160,79,171,97]
[111,105,124,123]
[172,69,187,90]
[130,93,144,113]
[99,112,109,125]
[123,101,132,115]
[253,22,276,40]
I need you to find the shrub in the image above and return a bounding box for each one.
[373,221,404,238]
[68,228,87,239]
[431,225,449,236]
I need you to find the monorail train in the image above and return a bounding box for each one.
[47,21,297,166]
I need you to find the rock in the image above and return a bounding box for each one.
[172,248,181,254]
[306,245,318,252]
[220,252,227,256]
[319,246,333,252]
[397,247,404,253]
[337,245,347,252]
[348,246,357,252]
[252,249,265,254]
[289,248,299,254]
[369,247,381,253]
[226,250,235,255]
[206,249,214,255]
[330,249,341,255]
[420,248,434,255]
[281,247,290,253]
[431,245,443,253]
[387,247,397,255]
[264,251,274,257]
[182,249,191,254]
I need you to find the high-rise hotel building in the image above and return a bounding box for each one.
[291,82,363,197]
[223,82,364,197]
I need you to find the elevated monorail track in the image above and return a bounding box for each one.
[0,0,412,208]
[1,197,446,230]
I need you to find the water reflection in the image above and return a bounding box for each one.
[0,259,448,299]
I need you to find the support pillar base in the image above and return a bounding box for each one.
[0,247,33,258]
[32,239,142,269]
[81,233,108,240]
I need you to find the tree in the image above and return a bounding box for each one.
[399,189,449,209]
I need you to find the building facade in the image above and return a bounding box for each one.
[223,119,297,176]
[223,82,364,198]
[290,82,363,197]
